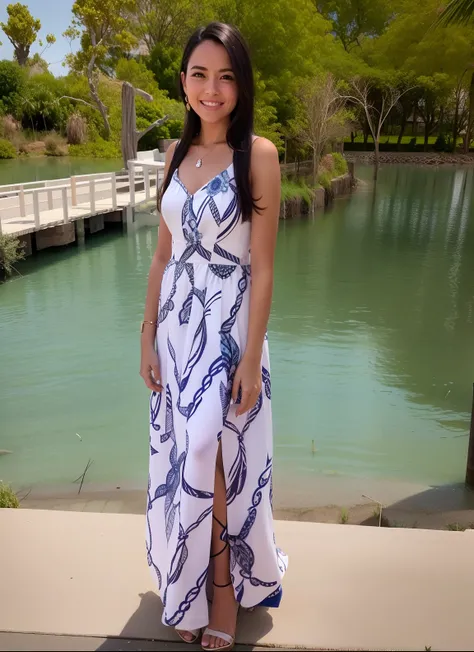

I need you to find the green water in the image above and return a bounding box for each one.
[0,156,123,185]
[0,164,473,494]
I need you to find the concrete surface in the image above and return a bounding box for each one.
[0,633,284,651]
[1,509,473,651]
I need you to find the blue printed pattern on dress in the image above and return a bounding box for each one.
[146,162,287,630]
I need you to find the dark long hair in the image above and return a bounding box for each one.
[158,22,257,222]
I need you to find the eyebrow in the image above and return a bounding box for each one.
[190,65,234,73]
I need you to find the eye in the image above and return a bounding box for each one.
[222,75,235,81]
[191,72,205,78]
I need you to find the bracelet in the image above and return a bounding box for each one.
[140,320,158,333]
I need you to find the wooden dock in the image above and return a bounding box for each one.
[0,160,165,251]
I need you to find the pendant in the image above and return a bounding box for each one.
[196,159,203,168]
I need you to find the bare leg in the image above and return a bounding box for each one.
[202,445,238,649]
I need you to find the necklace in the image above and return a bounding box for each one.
[194,140,226,168]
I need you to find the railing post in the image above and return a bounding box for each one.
[89,179,96,213]
[111,173,117,210]
[33,191,41,229]
[19,186,26,217]
[71,176,77,206]
[128,161,135,207]
[47,188,53,210]
[62,187,69,223]
[466,383,474,488]
[144,166,150,200]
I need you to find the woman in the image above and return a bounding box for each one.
[140,22,287,652]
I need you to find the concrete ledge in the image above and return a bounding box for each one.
[1,509,473,651]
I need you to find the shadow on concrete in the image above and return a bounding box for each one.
[95,590,275,652]
[360,482,474,527]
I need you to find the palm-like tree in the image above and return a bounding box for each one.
[437,0,474,25]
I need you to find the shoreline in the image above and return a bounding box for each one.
[16,474,474,531]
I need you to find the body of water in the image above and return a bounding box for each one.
[0,156,123,185]
[1,164,473,500]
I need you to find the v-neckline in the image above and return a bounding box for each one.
[175,161,234,197]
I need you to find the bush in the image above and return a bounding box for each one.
[317,169,333,190]
[44,133,67,156]
[67,113,87,145]
[0,233,25,277]
[0,138,16,159]
[281,178,314,205]
[0,482,20,508]
[69,138,121,159]
[0,114,20,140]
[0,60,26,119]
[434,134,447,152]
[331,152,348,176]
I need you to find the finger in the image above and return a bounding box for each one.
[247,387,260,412]
[151,365,162,387]
[231,375,240,403]
[236,388,252,416]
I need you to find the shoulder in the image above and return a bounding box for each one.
[165,140,179,165]
[250,137,280,183]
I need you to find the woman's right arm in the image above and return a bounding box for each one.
[139,143,176,392]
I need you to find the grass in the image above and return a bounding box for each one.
[446,523,474,531]
[340,508,349,524]
[280,178,315,205]
[0,482,20,508]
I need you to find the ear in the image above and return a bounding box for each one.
[181,71,187,95]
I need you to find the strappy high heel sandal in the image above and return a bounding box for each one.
[201,580,238,652]
[176,628,201,644]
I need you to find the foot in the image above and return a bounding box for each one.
[177,629,199,643]
[201,583,238,649]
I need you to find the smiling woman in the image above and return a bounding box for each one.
[140,21,287,652]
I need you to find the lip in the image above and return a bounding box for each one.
[199,100,224,111]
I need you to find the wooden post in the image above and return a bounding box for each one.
[33,191,40,228]
[466,383,474,488]
[111,173,117,210]
[89,179,96,213]
[62,187,69,223]
[71,177,77,206]
[19,186,26,217]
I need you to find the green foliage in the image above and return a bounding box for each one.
[281,178,314,205]
[0,233,25,276]
[0,138,16,158]
[69,137,121,158]
[116,58,159,96]
[0,482,20,507]
[318,169,333,190]
[146,44,182,99]
[0,60,26,118]
[1,3,41,65]
[331,152,348,176]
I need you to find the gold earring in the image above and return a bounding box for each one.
[185,95,190,112]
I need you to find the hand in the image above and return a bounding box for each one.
[232,354,262,417]
[140,343,163,392]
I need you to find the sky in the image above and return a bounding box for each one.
[0,0,79,76]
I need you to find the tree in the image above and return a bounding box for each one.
[0,3,55,66]
[0,60,26,118]
[342,76,414,179]
[315,0,393,52]
[437,0,474,25]
[146,43,182,99]
[132,0,203,53]
[64,0,137,139]
[290,73,350,183]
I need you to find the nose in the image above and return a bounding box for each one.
[205,76,219,95]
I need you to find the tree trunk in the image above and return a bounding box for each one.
[87,50,111,140]
[411,105,417,135]
[464,72,474,154]
[121,83,138,168]
[397,114,407,149]
[312,149,318,186]
[452,99,459,153]
[374,140,380,182]
[15,44,29,66]
[424,121,430,151]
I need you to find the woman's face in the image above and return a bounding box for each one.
[182,40,238,125]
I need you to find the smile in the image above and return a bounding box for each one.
[200,100,224,109]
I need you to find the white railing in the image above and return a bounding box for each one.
[0,163,165,235]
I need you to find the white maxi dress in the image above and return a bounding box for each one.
[146,157,288,631]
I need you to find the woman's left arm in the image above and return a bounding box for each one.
[232,138,281,417]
